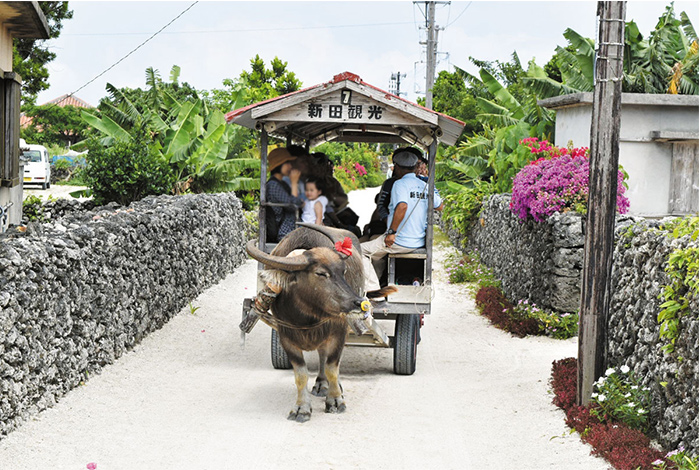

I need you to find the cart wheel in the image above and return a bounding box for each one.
[393,314,419,375]
[271,329,292,370]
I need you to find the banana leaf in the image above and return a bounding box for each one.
[81,110,132,142]
[478,68,524,119]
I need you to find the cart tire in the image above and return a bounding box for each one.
[271,329,292,370]
[393,314,418,375]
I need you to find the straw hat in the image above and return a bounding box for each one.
[268,148,296,173]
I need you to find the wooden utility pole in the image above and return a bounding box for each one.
[578,1,627,406]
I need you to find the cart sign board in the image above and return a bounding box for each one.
[227,72,466,147]
[258,89,426,127]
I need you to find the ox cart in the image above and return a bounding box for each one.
[228,72,465,375]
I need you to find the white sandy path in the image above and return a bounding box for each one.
[0,187,610,470]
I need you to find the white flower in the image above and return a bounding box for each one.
[638,408,646,414]
[620,365,630,374]
[598,394,606,402]
[625,393,632,398]
[631,385,638,390]
[591,393,599,398]
[605,368,616,376]
[626,403,636,407]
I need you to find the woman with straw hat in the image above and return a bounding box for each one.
[265,147,303,242]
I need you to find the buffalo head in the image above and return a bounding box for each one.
[246,240,365,317]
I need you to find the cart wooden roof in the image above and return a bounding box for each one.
[225,72,465,149]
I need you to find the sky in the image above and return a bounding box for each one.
[35,0,700,108]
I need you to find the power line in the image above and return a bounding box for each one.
[62,21,415,37]
[66,1,199,100]
[445,1,472,27]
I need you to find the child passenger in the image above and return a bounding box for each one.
[301,178,328,225]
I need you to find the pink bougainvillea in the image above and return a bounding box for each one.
[510,139,629,222]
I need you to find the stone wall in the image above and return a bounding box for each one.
[442,194,589,312]
[608,221,698,454]
[441,193,698,454]
[0,193,248,437]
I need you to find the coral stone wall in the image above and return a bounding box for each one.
[608,222,698,455]
[441,194,698,454]
[442,194,585,313]
[0,193,248,437]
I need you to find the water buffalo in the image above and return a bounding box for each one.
[246,223,392,422]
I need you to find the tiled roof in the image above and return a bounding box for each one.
[45,94,93,109]
[20,94,94,128]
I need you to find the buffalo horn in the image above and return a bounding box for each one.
[296,222,343,244]
[246,240,311,271]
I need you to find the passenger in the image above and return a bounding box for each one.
[265,147,303,242]
[283,145,311,201]
[310,152,361,237]
[415,153,429,180]
[360,148,444,297]
[361,147,424,241]
[300,178,328,225]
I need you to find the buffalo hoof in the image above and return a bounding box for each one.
[325,397,346,414]
[311,378,329,397]
[288,404,312,423]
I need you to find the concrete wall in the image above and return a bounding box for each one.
[539,93,699,217]
[0,193,249,437]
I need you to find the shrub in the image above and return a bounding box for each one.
[445,250,499,287]
[22,195,46,222]
[441,180,495,240]
[510,138,630,222]
[84,131,176,206]
[590,366,652,432]
[653,447,700,470]
[551,358,668,470]
[315,142,384,192]
[551,357,578,410]
[657,216,699,355]
[474,286,540,337]
[513,299,579,339]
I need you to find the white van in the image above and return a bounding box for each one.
[22,143,51,189]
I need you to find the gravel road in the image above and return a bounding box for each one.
[22,184,89,201]
[0,187,609,470]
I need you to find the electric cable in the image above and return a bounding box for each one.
[444,1,472,27]
[65,1,199,100]
[63,21,414,37]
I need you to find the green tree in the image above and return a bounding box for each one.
[13,2,73,106]
[21,104,89,147]
[424,69,482,139]
[238,55,302,103]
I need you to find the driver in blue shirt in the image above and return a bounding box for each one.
[361,148,443,296]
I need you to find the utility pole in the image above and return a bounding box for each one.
[577,1,627,407]
[425,1,437,109]
[390,71,406,97]
[416,1,448,110]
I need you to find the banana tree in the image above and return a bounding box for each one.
[524,4,698,97]
[80,65,262,194]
